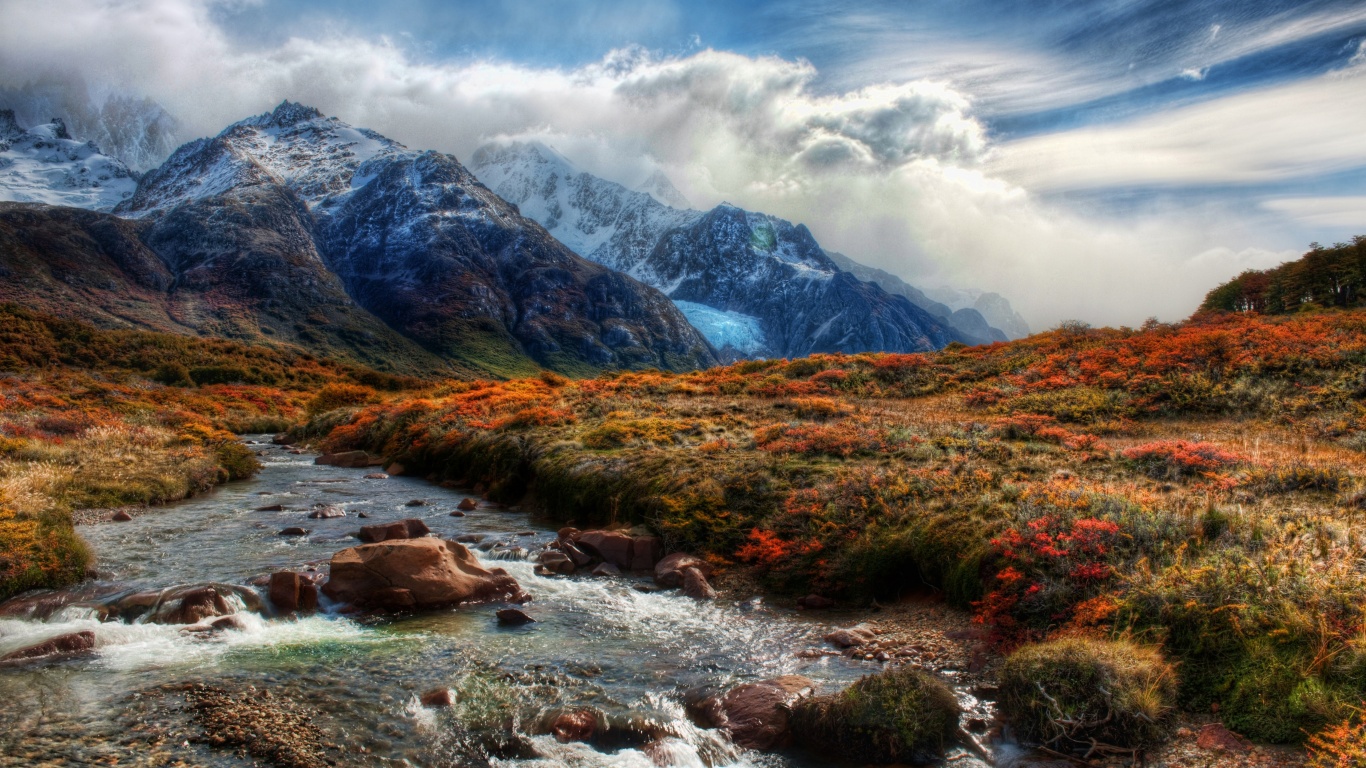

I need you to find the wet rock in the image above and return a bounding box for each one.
[798,594,836,609]
[557,526,580,541]
[307,505,345,519]
[449,510,465,517]
[654,552,712,588]
[454,533,485,544]
[546,707,599,743]
[404,499,428,507]
[322,538,526,611]
[278,527,310,537]
[559,540,593,567]
[420,687,454,708]
[537,550,575,575]
[824,624,876,648]
[576,530,635,569]
[153,585,234,624]
[457,497,478,511]
[315,450,373,468]
[208,615,248,632]
[384,462,406,476]
[255,504,285,512]
[0,630,96,663]
[682,567,717,600]
[1197,723,1251,753]
[356,512,369,519]
[692,675,815,751]
[111,509,134,522]
[497,608,536,625]
[630,536,664,571]
[591,562,621,577]
[357,518,431,544]
[268,571,319,615]
[363,473,389,480]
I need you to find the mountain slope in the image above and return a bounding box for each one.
[472,141,964,358]
[0,199,451,376]
[113,102,716,376]
[0,111,137,212]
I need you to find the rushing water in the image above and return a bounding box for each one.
[0,438,978,767]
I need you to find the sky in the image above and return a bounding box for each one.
[1,0,1364,328]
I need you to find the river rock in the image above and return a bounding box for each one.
[449,510,465,517]
[798,594,836,609]
[421,687,454,707]
[363,473,389,480]
[558,540,593,567]
[682,567,717,600]
[693,676,815,751]
[404,499,428,507]
[357,518,431,543]
[629,536,664,571]
[268,571,319,615]
[385,462,406,476]
[590,562,621,577]
[537,550,575,575]
[150,585,236,624]
[497,608,536,625]
[824,625,876,648]
[576,531,635,569]
[457,498,478,511]
[546,708,599,743]
[322,539,526,611]
[111,510,133,522]
[308,505,345,519]
[315,450,373,468]
[654,553,712,588]
[278,527,310,536]
[254,503,285,512]
[454,534,485,544]
[0,630,96,663]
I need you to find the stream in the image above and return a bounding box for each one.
[0,437,993,767]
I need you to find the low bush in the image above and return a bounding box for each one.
[792,666,960,764]
[1307,707,1366,768]
[999,638,1177,753]
[1120,440,1246,480]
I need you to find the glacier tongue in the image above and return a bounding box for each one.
[673,300,767,357]
[0,111,137,212]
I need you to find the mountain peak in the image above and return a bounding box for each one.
[0,109,21,141]
[262,100,324,128]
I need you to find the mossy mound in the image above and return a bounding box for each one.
[999,638,1177,752]
[791,666,960,764]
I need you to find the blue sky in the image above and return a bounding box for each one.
[2,0,1364,325]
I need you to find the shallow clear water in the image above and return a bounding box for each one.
[0,438,898,767]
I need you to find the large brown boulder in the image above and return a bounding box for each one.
[693,676,815,751]
[574,531,666,571]
[149,585,250,624]
[322,538,525,611]
[268,571,319,615]
[0,630,97,663]
[683,567,717,600]
[357,518,430,543]
[655,553,713,588]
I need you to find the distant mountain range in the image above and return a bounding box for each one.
[472,141,1028,359]
[0,100,1032,380]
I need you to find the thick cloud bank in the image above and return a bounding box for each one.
[1,0,1346,327]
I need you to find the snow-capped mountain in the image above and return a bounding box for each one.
[924,286,1031,340]
[473,140,974,357]
[112,102,716,376]
[0,110,137,211]
[0,77,181,173]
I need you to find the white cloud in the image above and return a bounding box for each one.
[0,0,1347,329]
[1262,197,1366,229]
[988,71,1366,191]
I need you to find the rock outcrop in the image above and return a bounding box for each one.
[690,676,815,751]
[0,630,97,663]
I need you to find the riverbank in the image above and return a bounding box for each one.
[300,311,1366,755]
